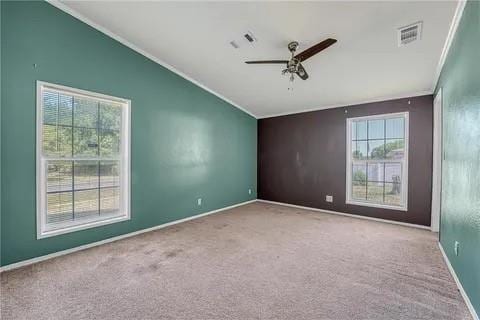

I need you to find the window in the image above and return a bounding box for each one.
[36,81,130,238]
[346,112,408,211]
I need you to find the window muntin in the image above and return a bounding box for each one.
[346,112,408,210]
[37,82,130,238]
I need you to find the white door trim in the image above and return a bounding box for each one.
[431,88,443,233]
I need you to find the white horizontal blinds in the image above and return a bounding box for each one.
[43,92,73,157]
[99,103,121,157]
[350,116,405,207]
[73,161,99,219]
[98,103,122,216]
[73,97,98,157]
[100,161,120,214]
[42,88,123,227]
[47,161,73,224]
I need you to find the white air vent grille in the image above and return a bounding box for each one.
[398,22,422,46]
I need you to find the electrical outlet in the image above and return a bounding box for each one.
[197,198,202,206]
[248,189,252,195]
[326,195,333,203]
[454,241,460,256]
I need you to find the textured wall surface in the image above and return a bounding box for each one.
[258,95,433,226]
[436,1,480,314]
[0,1,257,266]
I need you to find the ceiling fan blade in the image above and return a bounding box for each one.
[296,64,309,80]
[294,38,337,62]
[245,60,288,64]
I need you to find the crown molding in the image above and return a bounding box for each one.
[46,0,258,119]
[432,0,467,92]
[258,90,432,119]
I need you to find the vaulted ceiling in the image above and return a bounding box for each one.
[57,1,458,118]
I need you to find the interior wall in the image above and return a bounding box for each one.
[0,1,257,267]
[436,0,480,315]
[0,0,2,260]
[258,95,433,226]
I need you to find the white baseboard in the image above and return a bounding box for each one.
[257,199,431,230]
[0,200,256,273]
[439,243,479,320]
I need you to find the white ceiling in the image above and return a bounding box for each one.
[57,1,458,118]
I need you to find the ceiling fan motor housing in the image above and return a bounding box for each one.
[287,58,300,73]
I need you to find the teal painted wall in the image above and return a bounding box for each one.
[0,1,257,267]
[436,1,480,315]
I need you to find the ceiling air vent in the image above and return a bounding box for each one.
[244,31,257,44]
[398,22,422,46]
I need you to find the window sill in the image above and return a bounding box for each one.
[346,200,407,212]
[37,213,130,239]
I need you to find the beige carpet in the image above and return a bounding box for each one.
[0,202,471,320]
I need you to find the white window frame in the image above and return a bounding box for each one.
[36,81,131,239]
[345,112,409,211]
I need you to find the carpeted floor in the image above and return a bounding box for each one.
[0,202,471,320]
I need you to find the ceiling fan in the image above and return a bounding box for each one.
[245,38,337,82]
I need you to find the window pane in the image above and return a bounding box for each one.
[367,182,384,202]
[352,184,366,200]
[352,164,366,183]
[74,128,98,157]
[58,95,73,126]
[43,125,72,157]
[367,162,384,182]
[368,140,385,159]
[100,129,120,157]
[385,163,402,183]
[42,92,74,157]
[74,97,98,128]
[368,119,384,139]
[73,97,99,157]
[353,141,367,160]
[355,121,367,140]
[100,161,120,188]
[385,139,405,159]
[47,161,73,193]
[47,192,73,224]
[99,104,122,130]
[43,92,73,125]
[43,91,59,125]
[74,161,98,190]
[43,124,58,155]
[385,183,402,206]
[100,161,120,214]
[386,117,404,139]
[100,187,120,214]
[74,161,99,218]
[47,161,73,224]
[74,189,99,219]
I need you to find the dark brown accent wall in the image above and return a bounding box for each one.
[258,95,433,226]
